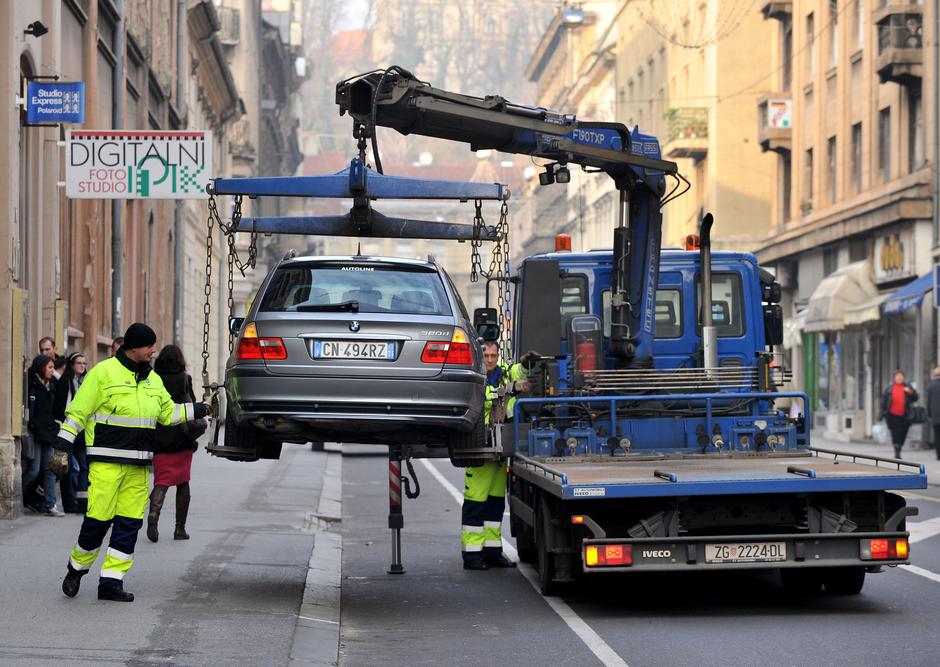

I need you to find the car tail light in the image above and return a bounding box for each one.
[860,537,909,560]
[584,544,633,567]
[236,323,287,360]
[421,329,473,366]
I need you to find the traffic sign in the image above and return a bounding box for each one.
[25,81,84,125]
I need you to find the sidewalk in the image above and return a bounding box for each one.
[810,430,939,485]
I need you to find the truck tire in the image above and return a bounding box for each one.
[223,411,260,462]
[536,498,560,596]
[310,441,325,452]
[779,568,823,595]
[449,416,485,468]
[822,567,866,595]
[511,515,537,564]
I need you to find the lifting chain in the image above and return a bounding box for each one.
[469,199,512,359]
[201,194,218,396]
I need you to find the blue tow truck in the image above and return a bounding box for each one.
[204,66,928,594]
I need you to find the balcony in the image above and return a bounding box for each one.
[760,1,792,21]
[874,5,923,85]
[757,95,792,154]
[662,107,708,161]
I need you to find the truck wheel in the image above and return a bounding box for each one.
[511,515,537,564]
[779,568,823,595]
[449,417,485,468]
[259,439,283,460]
[223,410,260,462]
[310,441,325,452]
[536,498,560,596]
[822,567,866,595]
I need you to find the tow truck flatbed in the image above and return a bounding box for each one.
[513,449,928,500]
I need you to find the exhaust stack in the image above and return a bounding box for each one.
[700,213,717,372]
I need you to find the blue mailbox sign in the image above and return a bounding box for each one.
[25,81,85,125]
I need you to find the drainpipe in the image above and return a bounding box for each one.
[111,0,125,338]
[173,0,185,344]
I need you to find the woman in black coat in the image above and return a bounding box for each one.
[23,355,64,515]
[148,345,204,542]
[54,352,88,512]
[880,369,919,459]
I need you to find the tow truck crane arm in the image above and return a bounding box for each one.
[336,68,681,366]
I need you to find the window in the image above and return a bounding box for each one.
[807,13,815,77]
[696,274,745,338]
[804,148,814,210]
[879,107,891,182]
[782,17,793,91]
[827,136,837,204]
[908,89,924,173]
[851,122,862,193]
[781,153,792,223]
[259,263,452,315]
[601,288,683,339]
[829,0,839,68]
[823,246,839,275]
[560,275,589,329]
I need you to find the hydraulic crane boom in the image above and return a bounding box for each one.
[336,67,681,366]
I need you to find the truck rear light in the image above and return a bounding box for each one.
[860,537,909,560]
[421,329,473,365]
[585,544,633,567]
[236,323,287,360]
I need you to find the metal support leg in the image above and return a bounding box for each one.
[387,453,405,574]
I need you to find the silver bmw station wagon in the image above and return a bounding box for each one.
[223,255,486,464]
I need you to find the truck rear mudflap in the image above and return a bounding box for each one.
[578,531,911,573]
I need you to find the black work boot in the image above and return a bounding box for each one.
[98,583,134,602]
[147,485,168,543]
[62,564,87,598]
[463,559,490,571]
[174,483,190,540]
[484,553,518,568]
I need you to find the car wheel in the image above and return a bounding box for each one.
[448,416,486,468]
[223,410,260,462]
[822,567,866,595]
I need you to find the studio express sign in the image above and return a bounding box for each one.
[66,130,212,199]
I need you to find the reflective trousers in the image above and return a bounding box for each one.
[461,460,507,561]
[67,461,149,589]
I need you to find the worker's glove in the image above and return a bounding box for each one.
[50,449,70,478]
[192,403,212,420]
[52,436,73,453]
[513,379,532,393]
[519,350,540,368]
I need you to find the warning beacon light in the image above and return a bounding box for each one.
[555,233,572,252]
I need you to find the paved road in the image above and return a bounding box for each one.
[339,451,940,667]
[0,444,333,666]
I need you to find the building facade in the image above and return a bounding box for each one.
[754,0,936,442]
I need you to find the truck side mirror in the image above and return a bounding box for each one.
[473,307,500,341]
[763,305,783,347]
[229,317,245,336]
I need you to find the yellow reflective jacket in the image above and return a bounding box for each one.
[485,361,526,424]
[57,357,198,466]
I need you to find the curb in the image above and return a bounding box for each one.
[290,449,343,666]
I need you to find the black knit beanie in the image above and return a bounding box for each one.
[123,322,157,350]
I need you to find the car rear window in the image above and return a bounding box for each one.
[258,263,453,315]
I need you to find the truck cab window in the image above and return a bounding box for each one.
[696,272,745,337]
[560,275,588,329]
[602,288,683,339]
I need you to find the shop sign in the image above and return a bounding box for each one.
[873,227,914,284]
[765,99,791,129]
[25,81,84,125]
[66,130,211,199]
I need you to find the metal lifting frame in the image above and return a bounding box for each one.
[207,158,506,241]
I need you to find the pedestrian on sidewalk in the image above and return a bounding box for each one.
[54,352,89,513]
[148,344,205,543]
[22,355,65,516]
[926,366,940,461]
[881,370,918,459]
[53,323,210,603]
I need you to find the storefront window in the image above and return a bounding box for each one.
[841,331,864,410]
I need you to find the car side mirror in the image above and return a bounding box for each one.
[229,317,245,336]
[473,307,500,342]
[763,305,783,347]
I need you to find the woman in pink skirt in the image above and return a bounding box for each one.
[147,345,205,542]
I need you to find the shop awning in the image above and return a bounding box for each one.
[882,272,933,315]
[783,310,806,348]
[844,293,890,326]
[804,261,879,332]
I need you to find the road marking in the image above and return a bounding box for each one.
[908,517,940,544]
[900,565,940,585]
[297,615,340,625]
[419,459,628,667]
